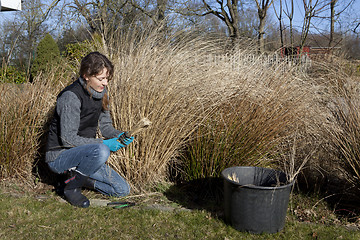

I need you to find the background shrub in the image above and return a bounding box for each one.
[31,33,61,79]
[0,65,27,84]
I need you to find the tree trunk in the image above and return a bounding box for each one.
[329,0,337,47]
[255,0,273,53]
[275,0,284,48]
[258,16,266,52]
[228,0,239,40]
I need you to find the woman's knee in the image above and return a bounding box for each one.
[94,143,110,163]
[112,180,130,197]
[76,144,110,175]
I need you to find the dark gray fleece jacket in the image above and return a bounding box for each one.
[45,77,121,163]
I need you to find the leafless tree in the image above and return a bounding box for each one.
[129,0,169,36]
[199,0,240,41]
[298,0,354,49]
[70,0,132,54]
[273,0,284,47]
[1,0,60,79]
[173,0,263,50]
[299,0,326,50]
[283,0,295,48]
[328,0,337,47]
[254,0,273,52]
[129,0,168,25]
[328,0,354,47]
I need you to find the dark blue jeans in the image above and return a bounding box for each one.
[48,144,130,197]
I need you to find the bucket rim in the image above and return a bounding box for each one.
[221,166,295,190]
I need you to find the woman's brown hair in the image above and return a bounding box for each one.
[79,52,114,111]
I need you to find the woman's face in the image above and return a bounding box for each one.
[84,68,109,93]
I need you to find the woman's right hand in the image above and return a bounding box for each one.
[103,138,124,152]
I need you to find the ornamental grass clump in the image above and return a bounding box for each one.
[285,56,360,190]
[106,29,228,192]
[102,26,320,189]
[0,84,50,182]
[0,66,70,183]
[181,52,318,182]
[325,62,360,189]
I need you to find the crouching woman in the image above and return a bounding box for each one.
[45,52,133,208]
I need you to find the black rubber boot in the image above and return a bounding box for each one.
[64,170,90,208]
[83,178,96,190]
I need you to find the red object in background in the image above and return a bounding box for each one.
[280,46,310,58]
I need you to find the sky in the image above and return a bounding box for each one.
[0,0,359,35]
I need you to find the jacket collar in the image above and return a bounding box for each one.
[78,77,106,100]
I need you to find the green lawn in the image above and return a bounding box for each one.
[0,184,359,240]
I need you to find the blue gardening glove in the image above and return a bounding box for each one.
[117,132,134,146]
[103,137,124,152]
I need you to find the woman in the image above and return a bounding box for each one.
[46,52,133,208]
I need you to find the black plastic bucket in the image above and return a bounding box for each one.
[221,166,294,234]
